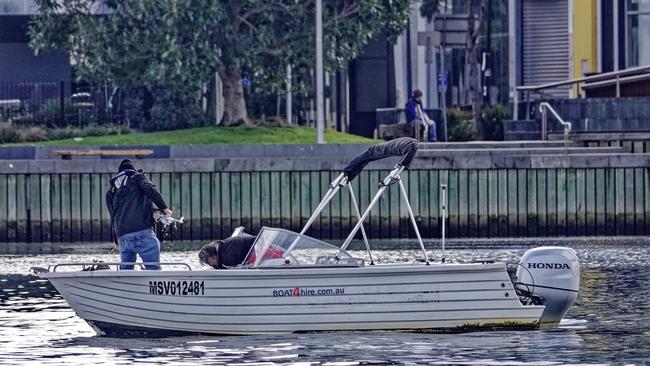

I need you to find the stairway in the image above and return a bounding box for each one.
[418,140,630,157]
[502,119,541,141]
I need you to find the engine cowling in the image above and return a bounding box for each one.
[516,247,580,327]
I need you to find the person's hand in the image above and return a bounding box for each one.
[112,242,119,251]
[163,208,173,216]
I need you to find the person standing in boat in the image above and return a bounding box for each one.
[106,159,172,270]
[405,89,437,142]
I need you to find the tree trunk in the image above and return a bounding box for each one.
[219,64,249,126]
[467,0,486,139]
[467,39,482,139]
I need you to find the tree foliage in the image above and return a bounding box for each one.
[466,0,487,139]
[419,0,440,20]
[29,0,411,128]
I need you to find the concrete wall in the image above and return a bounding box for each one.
[0,143,373,160]
[546,97,650,132]
[505,97,650,139]
[3,148,650,173]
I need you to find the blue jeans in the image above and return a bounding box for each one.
[118,228,161,270]
[427,121,437,142]
[413,119,437,142]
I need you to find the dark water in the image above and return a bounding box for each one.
[0,243,649,365]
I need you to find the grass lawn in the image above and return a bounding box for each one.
[31,126,374,146]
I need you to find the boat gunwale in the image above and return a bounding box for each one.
[40,261,509,279]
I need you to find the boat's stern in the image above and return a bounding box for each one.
[515,247,580,327]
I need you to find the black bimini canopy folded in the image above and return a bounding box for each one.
[342,137,418,181]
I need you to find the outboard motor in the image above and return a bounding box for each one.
[516,247,580,327]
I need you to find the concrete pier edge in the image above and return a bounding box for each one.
[2,153,650,173]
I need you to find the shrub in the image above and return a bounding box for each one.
[82,125,103,137]
[120,88,148,129]
[446,108,476,141]
[256,116,291,127]
[33,99,81,127]
[0,124,48,143]
[146,89,210,131]
[0,124,21,144]
[18,126,48,142]
[482,103,508,140]
[0,123,132,144]
[83,124,132,137]
[115,124,132,135]
[246,91,279,120]
[46,126,80,140]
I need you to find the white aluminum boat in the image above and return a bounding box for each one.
[38,138,581,337]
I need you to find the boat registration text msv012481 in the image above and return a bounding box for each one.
[149,281,205,296]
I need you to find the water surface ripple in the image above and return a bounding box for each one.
[0,243,648,365]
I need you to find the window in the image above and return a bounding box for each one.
[627,0,650,67]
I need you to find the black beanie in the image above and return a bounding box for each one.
[118,159,135,173]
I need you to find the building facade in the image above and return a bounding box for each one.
[509,0,650,99]
[346,0,513,137]
[347,4,441,137]
[0,0,72,99]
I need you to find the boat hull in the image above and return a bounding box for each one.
[43,263,545,336]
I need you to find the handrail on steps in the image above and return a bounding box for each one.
[513,64,650,121]
[539,102,571,153]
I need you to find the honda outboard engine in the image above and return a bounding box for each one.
[516,247,580,327]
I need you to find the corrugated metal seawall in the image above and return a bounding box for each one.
[2,167,649,243]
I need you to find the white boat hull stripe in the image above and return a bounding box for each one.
[69,290,524,317]
[66,283,512,307]
[71,280,509,299]
[108,278,508,290]
[78,303,540,326]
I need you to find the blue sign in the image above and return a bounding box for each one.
[437,72,448,87]
[242,77,251,87]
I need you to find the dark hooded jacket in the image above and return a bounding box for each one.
[216,234,257,268]
[106,169,168,240]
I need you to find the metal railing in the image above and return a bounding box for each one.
[513,64,650,120]
[44,262,193,272]
[539,102,571,153]
[0,80,128,127]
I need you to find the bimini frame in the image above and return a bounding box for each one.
[286,138,429,265]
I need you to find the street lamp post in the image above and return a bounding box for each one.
[315,0,325,144]
[286,64,292,124]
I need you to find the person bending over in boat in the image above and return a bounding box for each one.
[198,234,285,269]
[106,159,172,270]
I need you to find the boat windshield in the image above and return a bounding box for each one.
[244,227,360,268]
